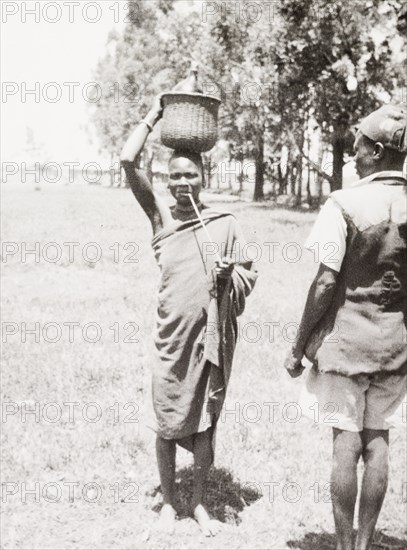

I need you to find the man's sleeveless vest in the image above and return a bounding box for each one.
[305,172,407,377]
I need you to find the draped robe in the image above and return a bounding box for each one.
[148,208,257,450]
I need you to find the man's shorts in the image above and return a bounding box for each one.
[299,367,407,432]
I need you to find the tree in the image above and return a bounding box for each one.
[91,0,405,198]
[275,0,404,190]
[91,1,207,172]
[199,1,284,200]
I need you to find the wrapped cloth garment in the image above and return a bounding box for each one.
[147,208,257,451]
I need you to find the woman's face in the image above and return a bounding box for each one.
[168,156,203,206]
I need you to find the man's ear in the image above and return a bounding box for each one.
[373,142,385,160]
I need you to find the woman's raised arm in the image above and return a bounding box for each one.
[120,94,171,234]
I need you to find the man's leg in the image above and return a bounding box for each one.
[355,429,389,550]
[192,428,221,537]
[331,428,363,550]
[156,435,177,533]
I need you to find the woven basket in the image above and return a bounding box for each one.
[161,92,221,153]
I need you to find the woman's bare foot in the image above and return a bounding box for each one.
[193,504,222,537]
[157,503,176,534]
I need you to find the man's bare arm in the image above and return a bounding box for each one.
[285,263,338,377]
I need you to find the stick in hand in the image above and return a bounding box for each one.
[188,192,222,264]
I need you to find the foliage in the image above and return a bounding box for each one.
[91,0,406,198]
[275,0,404,189]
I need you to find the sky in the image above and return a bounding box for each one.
[1,1,401,179]
[2,1,124,165]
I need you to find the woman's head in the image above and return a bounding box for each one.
[168,150,204,206]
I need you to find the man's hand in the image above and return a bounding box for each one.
[284,348,306,378]
[215,257,235,279]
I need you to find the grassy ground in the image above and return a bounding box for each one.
[1,180,406,550]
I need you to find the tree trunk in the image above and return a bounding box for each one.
[296,126,306,205]
[303,114,311,205]
[290,156,297,196]
[117,161,123,187]
[204,155,212,189]
[316,136,324,206]
[296,155,303,206]
[306,164,312,205]
[110,153,114,186]
[278,149,287,195]
[306,131,312,206]
[237,152,244,195]
[277,162,283,197]
[284,151,290,195]
[331,123,346,191]
[253,133,264,201]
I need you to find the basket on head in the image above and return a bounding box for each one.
[161,92,221,153]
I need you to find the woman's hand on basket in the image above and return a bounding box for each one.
[146,93,165,127]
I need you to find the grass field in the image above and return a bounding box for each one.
[1,180,406,550]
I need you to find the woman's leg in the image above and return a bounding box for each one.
[156,435,177,533]
[192,428,221,536]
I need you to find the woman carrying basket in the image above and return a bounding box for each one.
[120,91,257,536]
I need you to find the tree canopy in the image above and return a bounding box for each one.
[92,0,406,200]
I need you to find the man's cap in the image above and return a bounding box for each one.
[358,104,407,153]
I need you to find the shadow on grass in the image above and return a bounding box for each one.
[150,466,261,526]
[287,530,407,550]
[287,532,336,550]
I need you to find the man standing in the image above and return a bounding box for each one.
[121,95,257,536]
[285,104,407,550]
